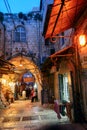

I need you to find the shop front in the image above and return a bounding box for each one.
[50,55,75,122]
[49,42,87,122]
[41,46,75,121]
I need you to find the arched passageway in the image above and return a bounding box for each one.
[1,55,42,104]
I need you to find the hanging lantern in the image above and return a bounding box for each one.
[79,34,86,47]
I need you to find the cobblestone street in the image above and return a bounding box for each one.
[0,100,69,130]
[0,100,87,130]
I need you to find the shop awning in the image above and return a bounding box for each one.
[0,57,15,74]
[41,46,75,73]
[43,0,87,39]
[50,46,75,58]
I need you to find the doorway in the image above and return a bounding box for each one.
[58,73,70,102]
[8,55,42,102]
[14,71,39,101]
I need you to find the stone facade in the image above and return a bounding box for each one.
[1,13,49,66]
[74,8,87,121]
[1,12,73,65]
[41,0,87,122]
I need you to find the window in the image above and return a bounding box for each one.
[14,26,26,42]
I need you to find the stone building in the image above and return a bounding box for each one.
[41,0,87,122]
[3,12,43,63]
[0,8,68,106]
[0,10,46,105]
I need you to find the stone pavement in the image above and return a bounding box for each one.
[0,100,86,130]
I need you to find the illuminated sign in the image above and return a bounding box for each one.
[23,77,35,82]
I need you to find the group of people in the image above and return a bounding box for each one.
[14,83,38,102]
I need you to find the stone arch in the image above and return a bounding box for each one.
[9,55,42,102]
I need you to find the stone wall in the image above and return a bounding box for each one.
[74,8,87,121]
[2,13,49,65]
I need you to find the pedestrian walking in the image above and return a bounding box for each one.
[31,88,37,102]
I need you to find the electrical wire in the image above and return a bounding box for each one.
[3,0,10,13]
[3,0,16,28]
[5,0,12,13]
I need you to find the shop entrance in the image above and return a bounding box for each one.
[15,72,38,101]
[58,73,70,102]
[0,55,42,106]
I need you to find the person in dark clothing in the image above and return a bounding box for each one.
[31,88,37,102]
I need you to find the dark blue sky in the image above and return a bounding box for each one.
[0,0,40,13]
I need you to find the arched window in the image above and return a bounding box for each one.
[14,26,26,42]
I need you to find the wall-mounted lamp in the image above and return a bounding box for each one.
[79,34,86,47]
[19,63,23,67]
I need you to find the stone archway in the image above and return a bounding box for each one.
[8,55,42,102]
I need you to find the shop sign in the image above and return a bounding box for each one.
[23,77,35,82]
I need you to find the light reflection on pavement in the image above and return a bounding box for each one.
[0,100,69,130]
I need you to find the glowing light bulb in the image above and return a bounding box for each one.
[19,64,23,67]
[79,35,86,46]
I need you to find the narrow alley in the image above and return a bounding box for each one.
[0,100,86,130]
[0,0,87,129]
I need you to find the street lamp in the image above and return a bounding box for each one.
[79,34,86,47]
